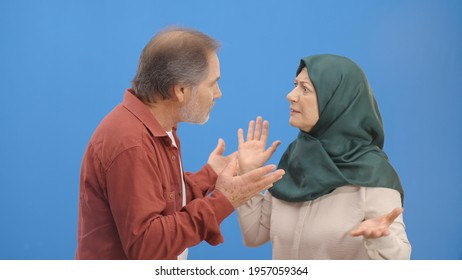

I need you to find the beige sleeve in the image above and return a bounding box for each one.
[363,188,412,260]
[237,191,272,247]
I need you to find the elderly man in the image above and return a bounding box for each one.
[75,27,283,260]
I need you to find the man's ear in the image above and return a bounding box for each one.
[172,85,186,102]
[172,84,191,103]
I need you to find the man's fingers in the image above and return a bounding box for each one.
[258,171,285,190]
[212,138,225,156]
[242,164,276,180]
[245,183,274,198]
[241,165,285,190]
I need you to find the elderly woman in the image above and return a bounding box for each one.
[237,54,411,259]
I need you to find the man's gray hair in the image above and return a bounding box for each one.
[131,27,220,103]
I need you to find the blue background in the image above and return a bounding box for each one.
[1,0,461,260]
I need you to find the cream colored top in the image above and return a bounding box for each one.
[237,186,411,259]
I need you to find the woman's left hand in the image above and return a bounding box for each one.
[350,207,404,239]
[237,116,281,174]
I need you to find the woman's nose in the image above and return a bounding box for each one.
[287,88,297,102]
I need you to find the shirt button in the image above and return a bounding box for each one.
[171,155,176,160]
[169,193,174,199]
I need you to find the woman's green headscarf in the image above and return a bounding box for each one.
[269,54,403,203]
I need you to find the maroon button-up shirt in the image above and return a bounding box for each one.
[76,89,234,259]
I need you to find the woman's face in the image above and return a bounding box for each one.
[287,67,320,132]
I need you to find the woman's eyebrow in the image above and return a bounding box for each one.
[294,79,313,87]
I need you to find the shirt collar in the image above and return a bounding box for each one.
[122,89,177,138]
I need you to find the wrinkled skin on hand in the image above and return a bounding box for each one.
[215,156,285,208]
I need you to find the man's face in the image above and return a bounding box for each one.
[179,52,222,124]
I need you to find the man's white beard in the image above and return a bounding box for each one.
[179,91,209,124]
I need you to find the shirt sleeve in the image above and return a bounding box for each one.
[237,191,272,247]
[105,146,234,260]
[363,188,412,260]
[184,164,218,199]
